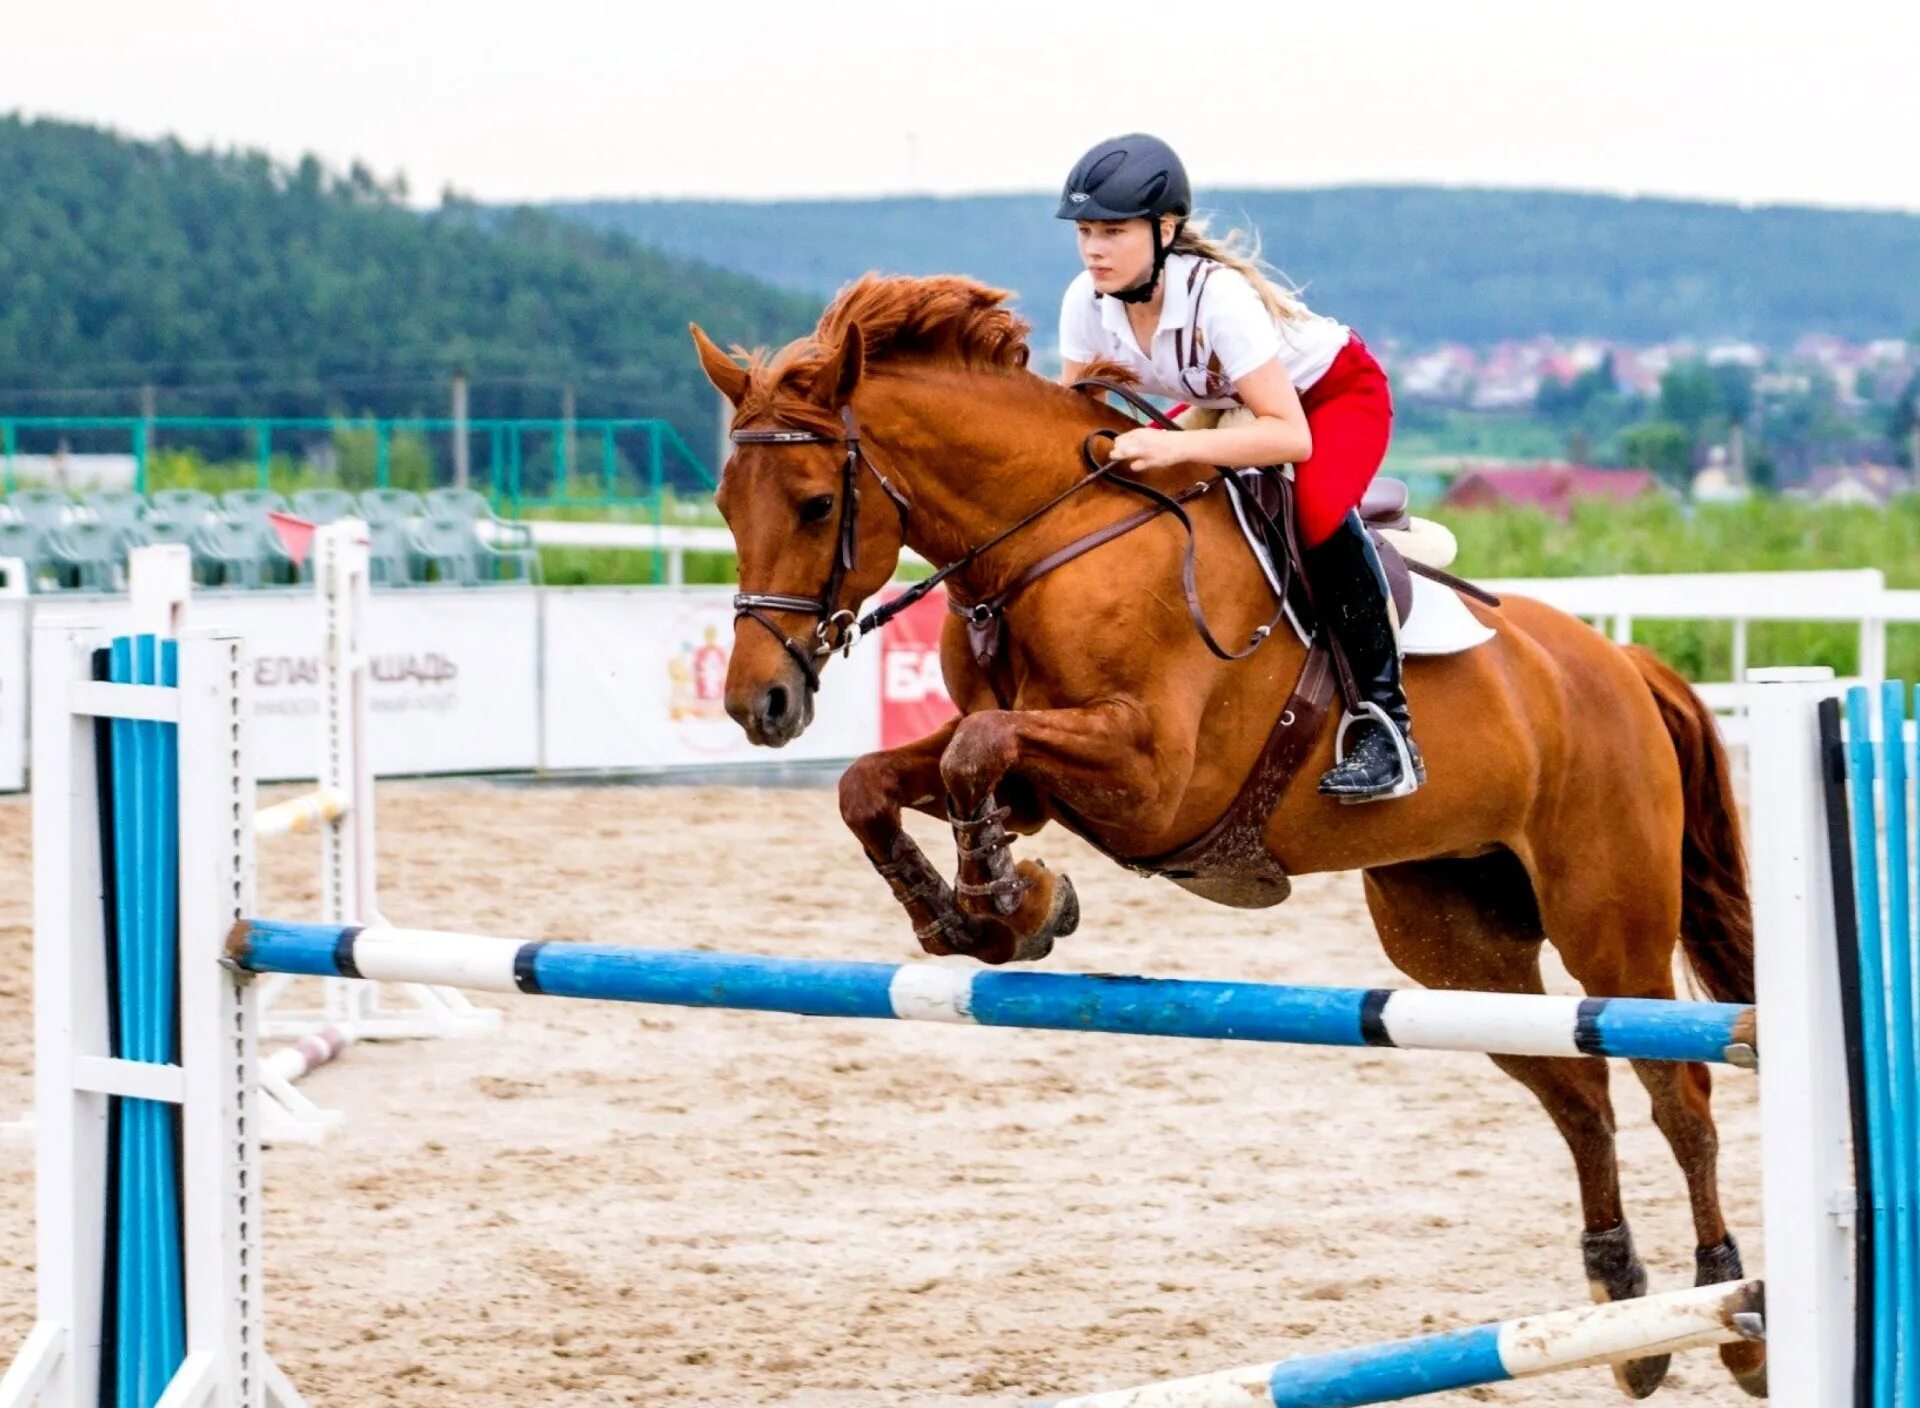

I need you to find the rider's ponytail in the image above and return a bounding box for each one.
[1169,217,1312,323]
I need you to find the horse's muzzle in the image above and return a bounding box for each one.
[727,670,816,748]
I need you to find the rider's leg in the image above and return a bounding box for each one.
[1286,339,1416,801]
[1305,512,1425,800]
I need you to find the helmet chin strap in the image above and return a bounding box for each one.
[1101,219,1180,305]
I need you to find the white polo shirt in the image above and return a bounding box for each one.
[1058,251,1351,408]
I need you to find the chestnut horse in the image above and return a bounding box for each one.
[690,275,1764,1400]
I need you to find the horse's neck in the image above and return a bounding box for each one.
[859,371,1115,583]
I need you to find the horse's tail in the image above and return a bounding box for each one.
[1626,645,1756,1005]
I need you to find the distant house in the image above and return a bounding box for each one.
[1798,464,1916,509]
[1442,465,1661,518]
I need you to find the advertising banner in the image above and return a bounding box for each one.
[540,587,880,772]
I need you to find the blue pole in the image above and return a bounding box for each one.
[1845,686,1898,1406]
[229,920,1759,1066]
[1882,681,1919,1377]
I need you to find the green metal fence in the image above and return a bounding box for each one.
[0,415,716,509]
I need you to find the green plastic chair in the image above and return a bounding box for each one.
[366,520,420,588]
[407,516,479,585]
[423,487,534,550]
[50,523,133,592]
[150,488,218,524]
[290,489,360,525]
[407,516,535,586]
[0,522,59,591]
[125,517,206,580]
[356,489,425,525]
[8,488,74,529]
[84,489,147,526]
[221,488,289,524]
[193,519,270,589]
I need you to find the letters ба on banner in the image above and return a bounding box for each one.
[878,586,958,749]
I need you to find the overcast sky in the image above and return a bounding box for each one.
[7,0,1917,211]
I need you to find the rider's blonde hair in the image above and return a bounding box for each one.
[1168,216,1311,323]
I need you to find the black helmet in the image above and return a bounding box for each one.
[1055,134,1191,304]
[1055,133,1191,222]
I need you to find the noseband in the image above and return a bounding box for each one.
[730,405,910,693]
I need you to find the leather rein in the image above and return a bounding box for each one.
[728,383,1291,693]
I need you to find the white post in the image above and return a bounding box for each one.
[176,628,280,1408]
[2,628,115,1407]
[1749,667,1856,1404]
[317,521,377,934]
[129,543,192,637]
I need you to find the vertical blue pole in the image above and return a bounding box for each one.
[130,421,147,497]
[555,418,568,500]
[1845,686,1898,1407]
[490,425,505,508]
[4,420,18,495]
[375,422,390,489]
[602,423,616,500]
[1886,680,1920,1392]
[255,421,271,490]
[109,635,185,1406]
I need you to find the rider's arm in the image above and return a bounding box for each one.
[1170,358,1312,465]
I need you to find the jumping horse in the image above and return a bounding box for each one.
[690,274,1765,1399]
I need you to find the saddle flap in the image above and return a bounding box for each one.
[1370,531,1416,627]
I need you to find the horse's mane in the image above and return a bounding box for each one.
[729,273,1140,430]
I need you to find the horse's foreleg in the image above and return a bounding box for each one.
[936,702,1159,964]
[838,722,994,959]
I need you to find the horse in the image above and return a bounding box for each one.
[689,274,1764,1400]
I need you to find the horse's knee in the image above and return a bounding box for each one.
[838,755,897,836]
[940,713,1018,795]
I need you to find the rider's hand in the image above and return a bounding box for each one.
[1108,428,1188,473]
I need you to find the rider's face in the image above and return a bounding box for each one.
[1076,218,1163,295]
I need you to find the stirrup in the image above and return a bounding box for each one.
[1330,702,1423,802]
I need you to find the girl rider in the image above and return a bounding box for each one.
[1055,133,1419,802]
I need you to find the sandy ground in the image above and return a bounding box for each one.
[0,781,1763,1406]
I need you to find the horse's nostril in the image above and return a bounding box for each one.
[764,684,789,725]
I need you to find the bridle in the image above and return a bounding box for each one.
[729,384,1292,695]
[729,405,910,693]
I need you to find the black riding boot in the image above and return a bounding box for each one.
[1305,512,1425,802]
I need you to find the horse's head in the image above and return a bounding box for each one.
[692,319,909,747]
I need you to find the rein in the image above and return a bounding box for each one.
[728,383,1291,693]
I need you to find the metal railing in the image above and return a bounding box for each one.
[0,414,716,508]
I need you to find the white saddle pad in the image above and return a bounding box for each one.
[1401,573,1497,656]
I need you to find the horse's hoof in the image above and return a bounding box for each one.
[1612,1353,1671,1399]
[1014,869,1078,963]
[1724,1346,1768,1398]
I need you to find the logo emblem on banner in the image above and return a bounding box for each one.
[668,623,731,724]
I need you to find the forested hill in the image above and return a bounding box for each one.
[552,188,1920,348]
[0,116,815,446]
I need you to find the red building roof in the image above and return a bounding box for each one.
[1443,465,1660,519]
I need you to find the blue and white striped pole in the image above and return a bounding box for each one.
[1034,1279,1764,1408]
[228,921,1759,1067]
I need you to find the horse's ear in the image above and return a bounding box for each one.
[810,321,864,405]
[690,323,750,406]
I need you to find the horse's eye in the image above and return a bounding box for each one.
[799,494,836,525]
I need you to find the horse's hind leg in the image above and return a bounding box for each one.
[1530,854,1767,1399]
[1363,854,1675,1401]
